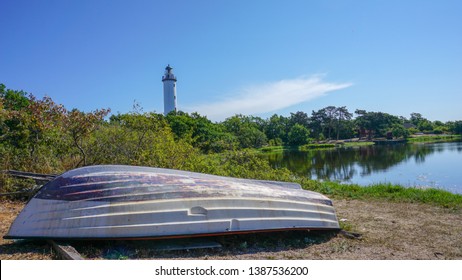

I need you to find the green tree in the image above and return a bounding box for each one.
[410,112,435,133]
[166,111,237,152]
[310,106,353,140]
[309,109,327,140]
[264,114,289,145]
[1,88,70,170]
[334,106,353,140]
[1,85,80,172]
[65,108,110,167]
[417,119,434,133]
[287,124,310,146]
[391,124,410,139]
[0,84,32,148]
[355,110,402,139]
[0,84,30,111]
[322,106,338,139]
[96,112,198,169]
[449,121,462,135]
[222,114,267,149]
[410,113,425,126]
[289,111,310,128]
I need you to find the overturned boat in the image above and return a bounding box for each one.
[5,165,339,240]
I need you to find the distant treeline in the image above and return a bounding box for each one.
[1,83,462,176]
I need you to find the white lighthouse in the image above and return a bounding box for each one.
[162,64,177,115]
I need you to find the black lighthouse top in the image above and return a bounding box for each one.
[162,64,177,82]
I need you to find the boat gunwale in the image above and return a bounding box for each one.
[4,227,341,241]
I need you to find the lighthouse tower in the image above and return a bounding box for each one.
[162,64,177,115]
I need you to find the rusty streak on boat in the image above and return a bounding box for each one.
[4,165,339,240]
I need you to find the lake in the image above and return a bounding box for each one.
[264,141,462,194]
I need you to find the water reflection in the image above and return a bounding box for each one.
[264,141,462,193]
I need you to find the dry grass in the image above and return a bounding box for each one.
[1,199,461,260]
[0,200,55,259]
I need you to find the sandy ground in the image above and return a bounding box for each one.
[1,199,461,260]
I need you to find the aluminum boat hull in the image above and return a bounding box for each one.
[5,165,339,240]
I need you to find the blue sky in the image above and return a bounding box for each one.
[1,0,461,121]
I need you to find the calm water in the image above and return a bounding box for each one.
[264,141,462,194]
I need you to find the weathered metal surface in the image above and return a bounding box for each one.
[5,165,340,240]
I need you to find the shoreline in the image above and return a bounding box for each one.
[259,134,462,153]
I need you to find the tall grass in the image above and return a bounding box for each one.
[408,135,461,143]
[300,179,462,209]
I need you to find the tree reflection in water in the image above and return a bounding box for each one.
[264,142,462,183]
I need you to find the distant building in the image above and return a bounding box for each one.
[162,64,177,115]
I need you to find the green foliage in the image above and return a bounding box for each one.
[0,84,30,111]
[192,150,293,182]
[289,111,310,128]
[93,113,198,169]
[222,115,267,149]
[259,145,286,153]
[165,111,238,152]
[287,124,310,146]
[410,112,426,126]
[391,124,410,139]
[409,112,449,133]
[268,138,283,146]
[432,126,444,134]
[449,120,462,135]
[418,119,434,133]
[355,110,403,139]
[299,143,336,150]
[65,108,110,167]
[1,87,70,173]
[408,134,461,143]
[264,114,289,144]
[310,106,354,140]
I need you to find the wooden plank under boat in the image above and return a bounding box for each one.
[4,165,339,240]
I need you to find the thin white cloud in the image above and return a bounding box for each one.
[186,75,353,121]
